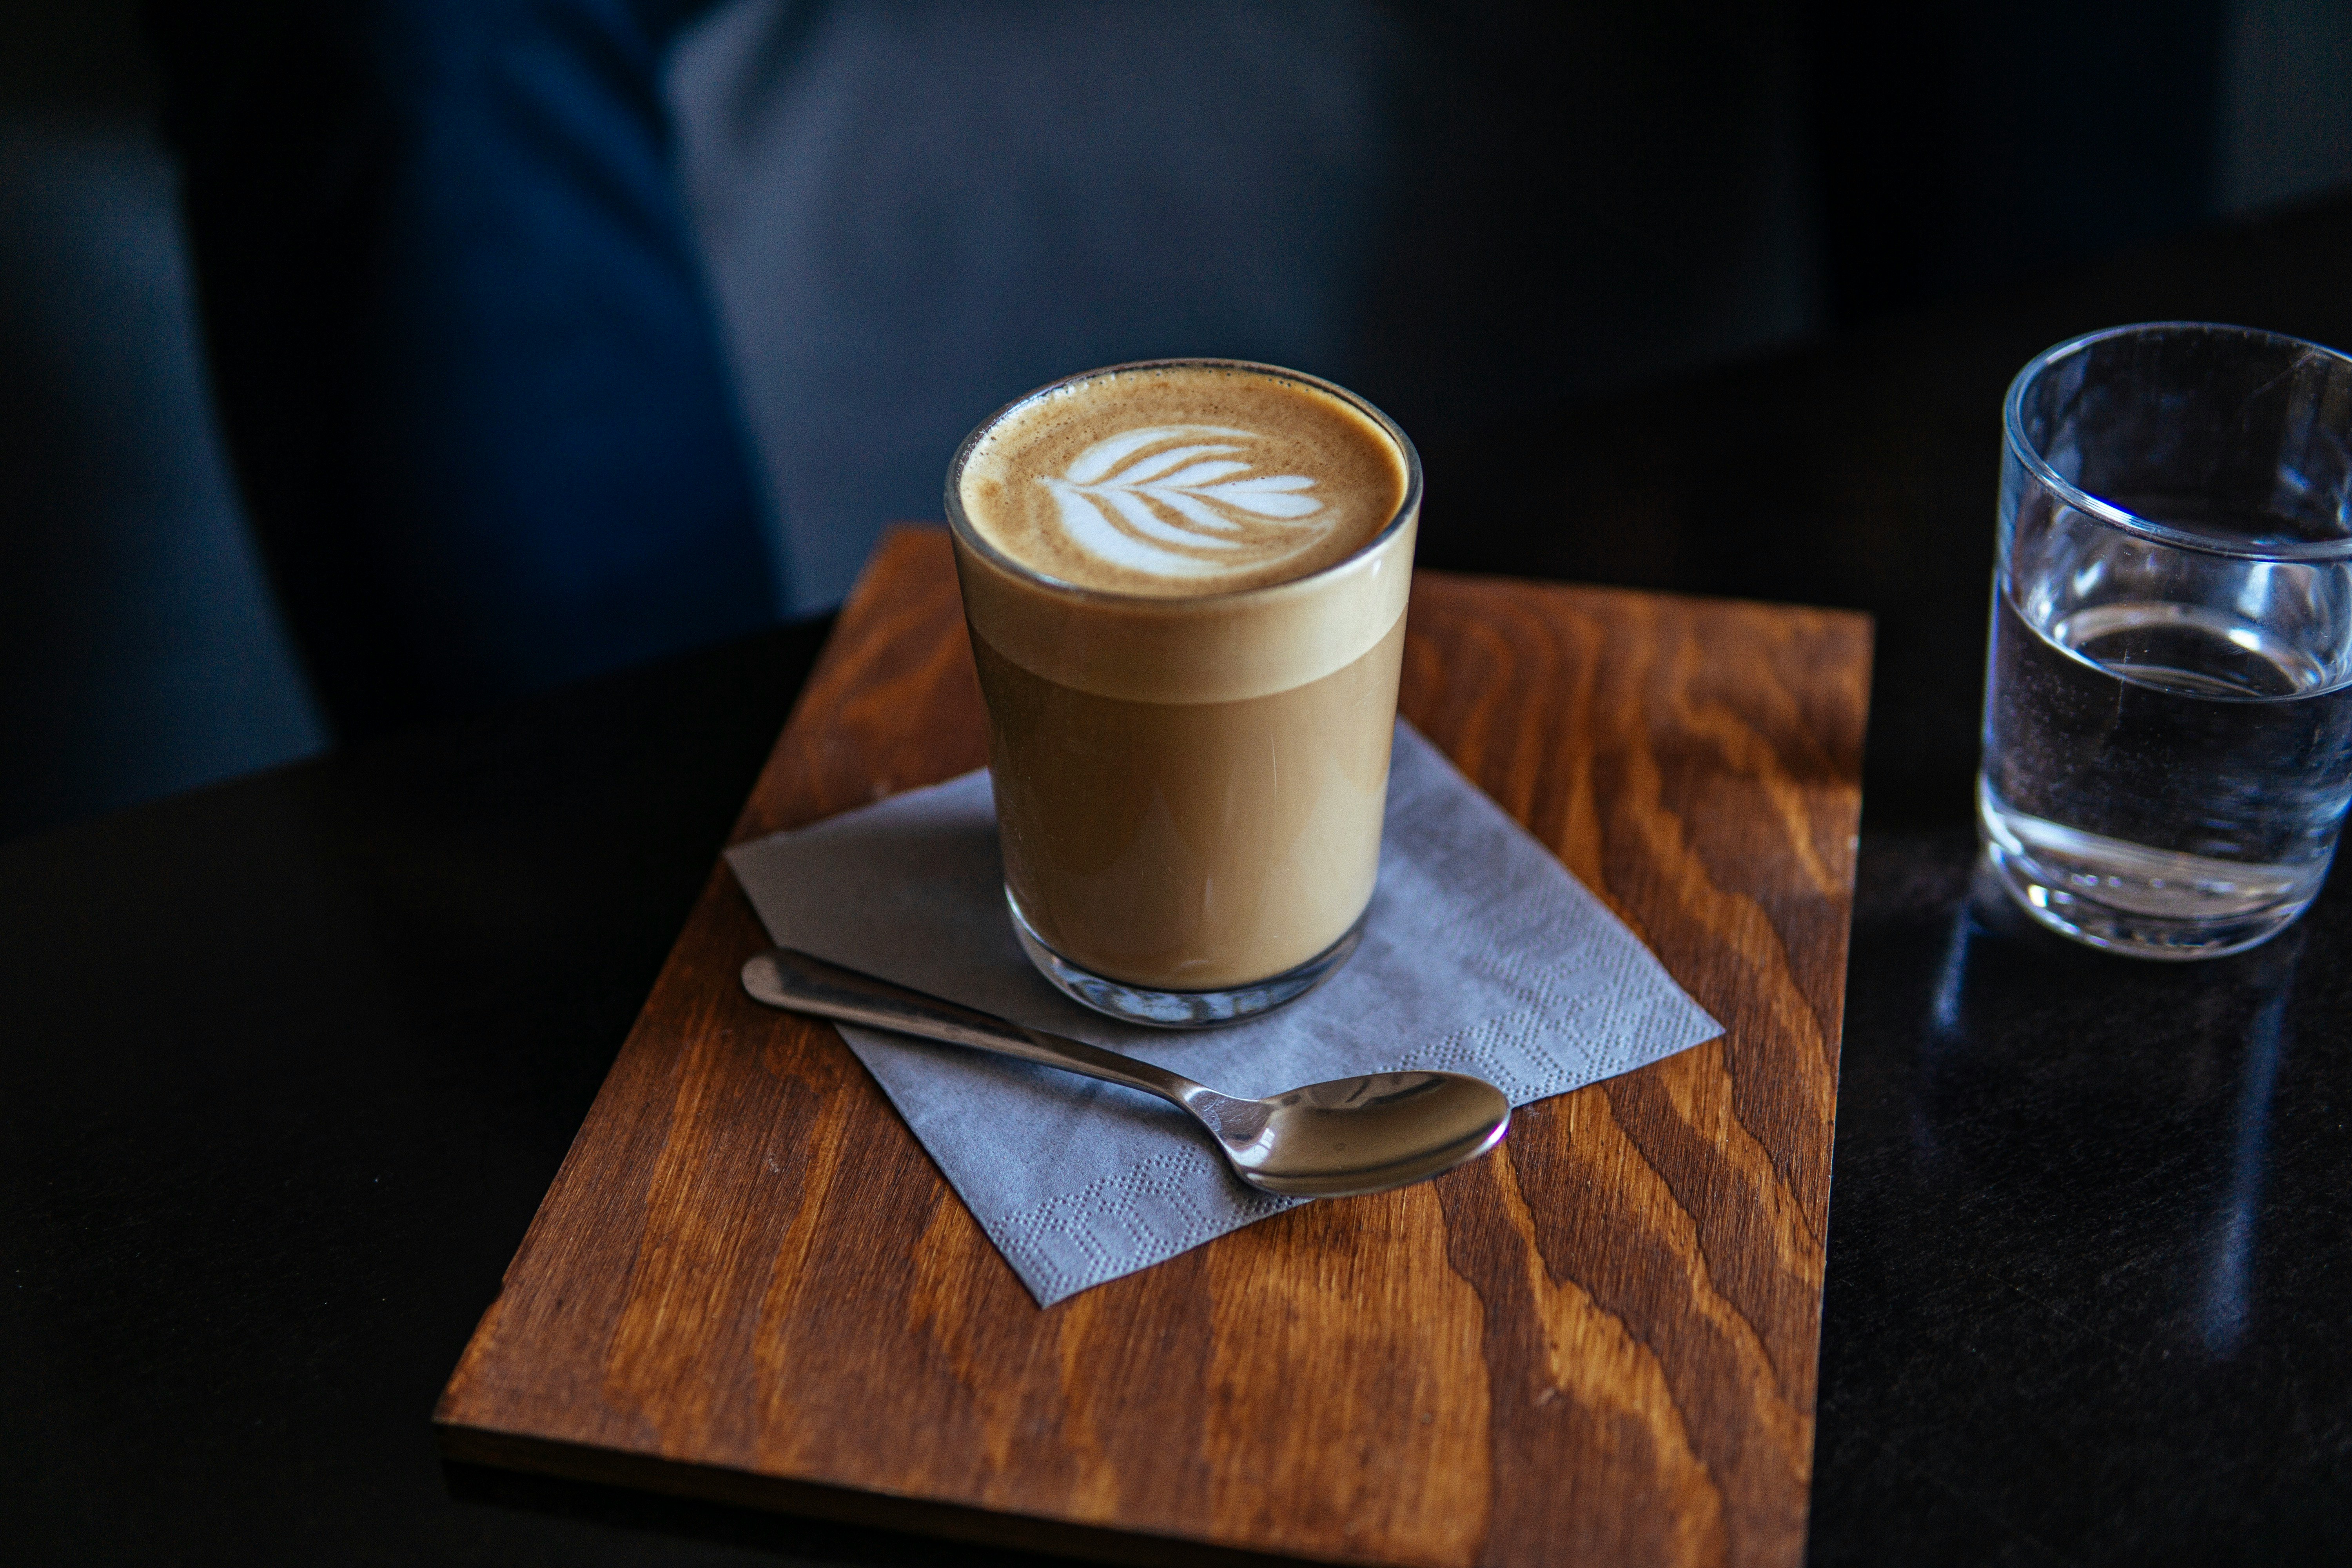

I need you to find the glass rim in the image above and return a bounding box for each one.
[943,357,1423,606]
[2004,320,2352,564]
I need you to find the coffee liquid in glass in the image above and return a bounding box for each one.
[949,361,1419,1024]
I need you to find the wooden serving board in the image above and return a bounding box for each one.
[437,528,1870,1568]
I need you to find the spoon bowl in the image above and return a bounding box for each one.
[1219,1070,1512,1197]
[742,947,1510,1198]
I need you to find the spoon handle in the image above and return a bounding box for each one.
[741,947,1207,1108]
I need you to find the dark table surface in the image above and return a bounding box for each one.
[10,195,2352,1567]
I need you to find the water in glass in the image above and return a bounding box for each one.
[1980,505,2352,956]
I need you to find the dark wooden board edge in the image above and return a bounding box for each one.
[436,1423,1343,1568]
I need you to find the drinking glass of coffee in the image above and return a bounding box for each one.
[947,359,1421,1025]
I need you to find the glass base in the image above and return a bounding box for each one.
[1979,794,2318,960]
[1006,890,1365,1028]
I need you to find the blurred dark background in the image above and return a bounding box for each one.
[3,0,2348,844]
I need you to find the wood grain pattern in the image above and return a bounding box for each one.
[436,528,1870,1568]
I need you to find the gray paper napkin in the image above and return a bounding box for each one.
[724,723,1719,1305]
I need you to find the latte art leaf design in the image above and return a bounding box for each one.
[1040,425,1329,577]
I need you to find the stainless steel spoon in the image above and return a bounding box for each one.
[741,947,1510,1198]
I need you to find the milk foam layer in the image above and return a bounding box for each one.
[957,364,1409,597]
[950,362,1420,705]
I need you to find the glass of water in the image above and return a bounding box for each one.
[1980,321,2352,958]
